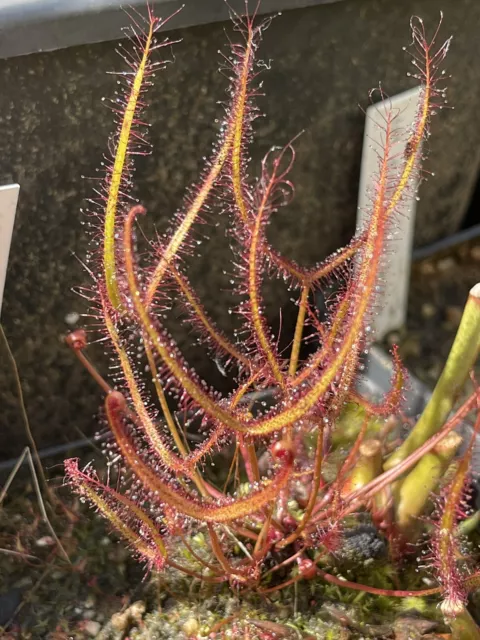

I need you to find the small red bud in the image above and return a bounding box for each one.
[65,329,87,351]
[271,440,293,465]
[266,527,283,547]
[282,515,298,532]
[105,390,127,413]
[297,557,317,580]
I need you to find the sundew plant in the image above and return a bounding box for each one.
[64,3,480,634]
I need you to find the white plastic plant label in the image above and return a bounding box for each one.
[357,86,422,340]
[0,183,20,318]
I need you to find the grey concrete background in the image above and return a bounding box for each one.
[1,0,479,460]
[0,0,345,59]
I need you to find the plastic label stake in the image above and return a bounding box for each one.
[357,86,422,340]
[0,183,20,318]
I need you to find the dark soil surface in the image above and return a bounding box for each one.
[388,237,480,388]
[0,472,148,639]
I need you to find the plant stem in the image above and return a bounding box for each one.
[278,424,324,548]
[289,285,309,376]
[310,391,478,528]
[144,340,210,498]
[385,283,480,470]
[445,607,480,639]
[340,439,382,497]
[395,432,462,537]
